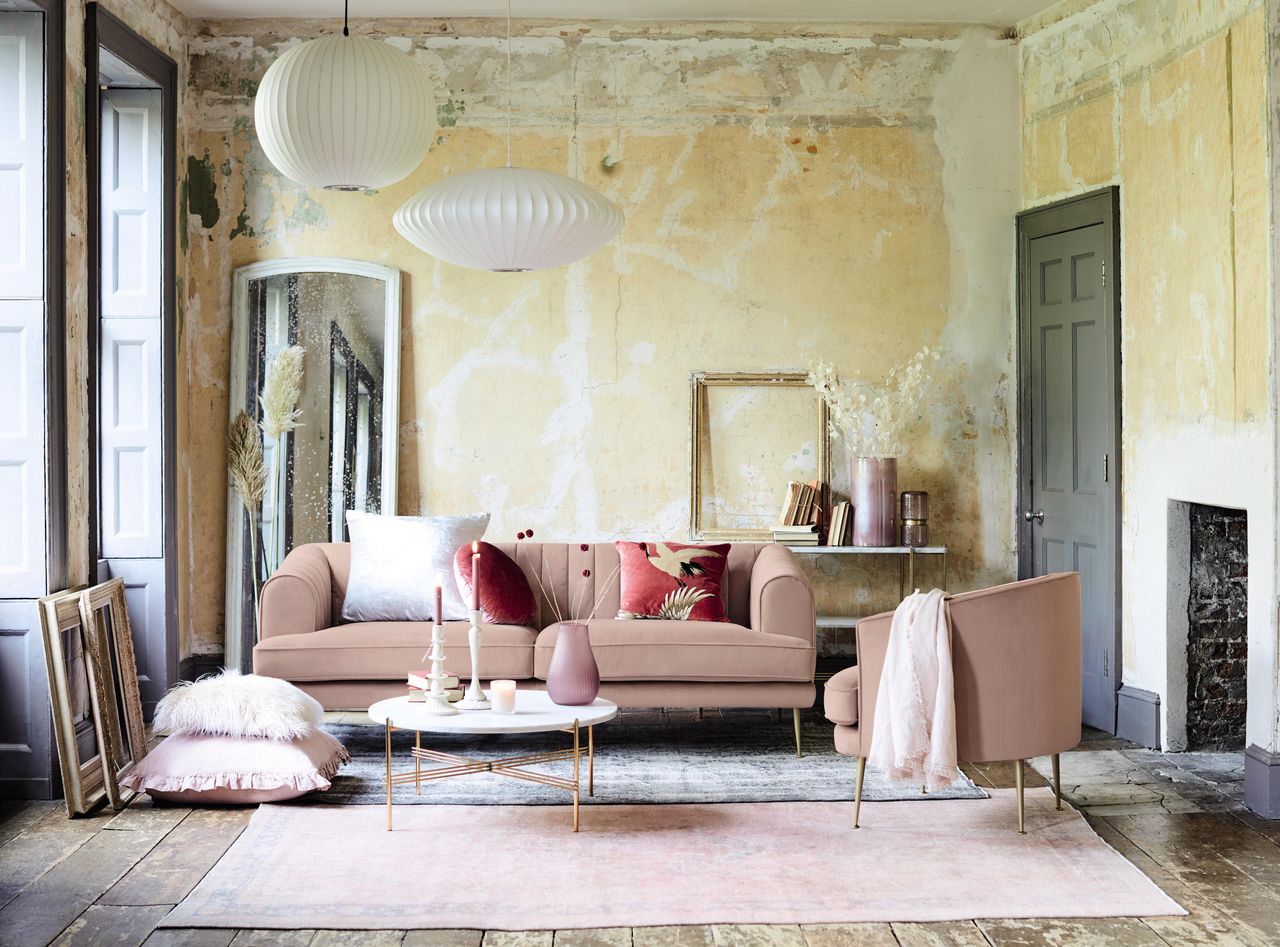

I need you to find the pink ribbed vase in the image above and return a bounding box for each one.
[546,622,600,706]
[851,456,898,547]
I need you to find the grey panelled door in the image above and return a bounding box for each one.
[1027,222,1116,731]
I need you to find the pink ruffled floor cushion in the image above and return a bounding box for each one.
[123,730,349,804]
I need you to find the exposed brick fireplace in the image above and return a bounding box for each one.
[1185,504,1248,751]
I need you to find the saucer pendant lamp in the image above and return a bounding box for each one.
[254,1,433,191]
[393,0,623,271]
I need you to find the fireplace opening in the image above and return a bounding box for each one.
[1185,504,1247,751]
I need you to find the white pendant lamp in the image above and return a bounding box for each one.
[393,0,623,271]
[254,3,433,191]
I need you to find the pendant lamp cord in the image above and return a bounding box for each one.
[505,0,513,167]
[342,0,349,36]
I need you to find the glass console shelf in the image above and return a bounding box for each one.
[784,544,949,677]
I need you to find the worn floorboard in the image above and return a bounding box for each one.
[1,720,1276,947]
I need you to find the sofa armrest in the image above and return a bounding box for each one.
[854,611,893,736]
[749,544,816,646]
[258,544,334,640]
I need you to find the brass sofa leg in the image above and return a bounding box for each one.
[1015,759,1027,835]
[853,757,866,828]
[793,708,802,758]
[1052,752,1062,810]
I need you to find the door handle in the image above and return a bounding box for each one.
[1024,509,1044,523]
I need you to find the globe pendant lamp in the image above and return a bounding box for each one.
[393,0,623,271]
[254,1,433,191]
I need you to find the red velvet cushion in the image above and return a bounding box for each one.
[615,541,731,622]
[453,542,537,626]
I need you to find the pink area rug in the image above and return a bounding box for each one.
[162,790,1183,929]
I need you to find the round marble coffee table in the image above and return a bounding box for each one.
[368,691,618,832]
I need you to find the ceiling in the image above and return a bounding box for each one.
[173,0,1060,27]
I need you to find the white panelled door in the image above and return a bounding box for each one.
[0,13,45,601]
[0,10,51,796]
[99,87,167,712]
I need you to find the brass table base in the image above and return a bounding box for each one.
[384,721,594,832]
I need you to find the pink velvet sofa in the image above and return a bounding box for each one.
[255,541,817,751]
[824,572,1082,833]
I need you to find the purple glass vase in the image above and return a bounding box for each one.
[546,621,600,706]
[851,456,898,547]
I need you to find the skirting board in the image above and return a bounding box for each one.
[1245,745,1280,819]
[1116,685,1160,749]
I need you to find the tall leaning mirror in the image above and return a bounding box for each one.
[225,259,401,673]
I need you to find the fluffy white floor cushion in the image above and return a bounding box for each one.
[122,730,349,804]
[154,670,323,741]
[131,671,346,804]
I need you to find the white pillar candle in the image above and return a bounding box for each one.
[490,679,517,714]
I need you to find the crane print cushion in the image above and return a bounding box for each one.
[615,541,731,622]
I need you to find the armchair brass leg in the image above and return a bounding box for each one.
[1015,759,1026,835]
[1052,753,1062,810]
[793,708,803,758]
[853,757,866,828]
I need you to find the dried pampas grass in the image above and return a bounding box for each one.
[260,345,305,441]
[227,411,267,507]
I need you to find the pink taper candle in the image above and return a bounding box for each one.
[471,541,480,610]
[434,572,443,624]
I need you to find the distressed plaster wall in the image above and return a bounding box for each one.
[1020,0,1279,751]
[180,18,1020,657]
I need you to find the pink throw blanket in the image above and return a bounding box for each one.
[868,588,958,791]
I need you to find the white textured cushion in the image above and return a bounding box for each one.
[121,730,348,804]
[342,510,490,622]
[154,671,323,741]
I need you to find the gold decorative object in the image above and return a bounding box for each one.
[689,371,830,541]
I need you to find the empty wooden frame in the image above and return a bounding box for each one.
[689,371,830,541]
[38,589,111,816]
[79,578,145,810]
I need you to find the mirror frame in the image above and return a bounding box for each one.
[224,258,402,672]
[38,588,111,816]
[79,577,145,810]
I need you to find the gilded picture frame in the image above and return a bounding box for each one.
[689,371,830,541]
[37,588,111,817]
[79,578,145,810]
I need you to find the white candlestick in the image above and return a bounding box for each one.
[421,621,458,716]
[491,680,517,714]
[455,607,490,710]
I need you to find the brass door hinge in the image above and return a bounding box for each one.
[1104,453,1110,483]
[1102,260,1107,287]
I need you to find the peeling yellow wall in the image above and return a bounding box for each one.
[1020,0,1278,748]
[180,19,1020,657]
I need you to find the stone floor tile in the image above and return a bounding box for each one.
[553,929,632,947]
[402,931,483,947]
[310,932,404,946]
[631,926,713,947]
[889,921,989,946]
[710,925,805,947]
[976,916,1165,946]
[800,923,896,946]
[481,933,554,947]
[142,931,238,947]
[51,903,172,947]
[229,930,319,946]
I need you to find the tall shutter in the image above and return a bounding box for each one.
[98,87,167,714]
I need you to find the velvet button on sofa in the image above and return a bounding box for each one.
[255,541,817,749]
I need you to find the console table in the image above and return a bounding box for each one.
[790,545,948,677]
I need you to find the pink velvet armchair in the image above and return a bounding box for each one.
[823,572,1083,833]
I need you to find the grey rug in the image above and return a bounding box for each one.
[313,711,987,805]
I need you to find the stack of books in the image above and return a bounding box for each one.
[771,524,820,546]
[773,479,826,545]
[827,500,852,546]
[406,668,463,703]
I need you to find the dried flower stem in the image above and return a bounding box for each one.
[226,411,268,629]
[259,346,305,574]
